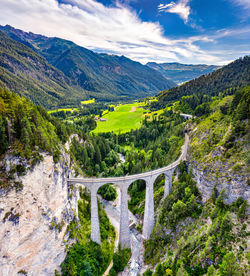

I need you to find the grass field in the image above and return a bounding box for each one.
[143,109,164,118]
[81,98,95,105]
[48,108,78,114]
[92,103,149,134]
[48,99,95,113]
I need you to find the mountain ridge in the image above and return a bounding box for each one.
[0,31,87,108]
[0,25,176,104]
[147,61,221,84]
[157,55,250,105]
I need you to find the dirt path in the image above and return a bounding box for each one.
[129,106,136,112]
[103,259,114,276]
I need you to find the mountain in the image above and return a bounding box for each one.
[157,56,250,105]
[147,62,221,84]
[0,31,87,109]
[0,25,176,102]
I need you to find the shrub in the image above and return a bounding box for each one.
[18,270,27,275]
[144,269,153,276]
[232,163,242,172]
[237,200,248,219]
[207,265,217,276]
[109,244,131,275]
[219,252,241,275]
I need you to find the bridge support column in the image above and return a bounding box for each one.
[91,189,101,244]
[119,184,130,248]
[164,170,174,198]
[143,179,154,239]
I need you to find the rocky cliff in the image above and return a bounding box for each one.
[0,149,79,276]
[187,125,249,205]
[189,159,249,204]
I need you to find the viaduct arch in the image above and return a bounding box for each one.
[67,133,189,248]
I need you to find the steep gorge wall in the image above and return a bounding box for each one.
[186,132,249,204]
[0,150,79,276]
[188,159,249,204]
[185,115,249,205]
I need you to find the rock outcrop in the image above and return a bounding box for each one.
[0,150,79,276]
[188,155,249,205]
[187,116,249,205]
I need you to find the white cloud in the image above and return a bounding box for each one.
[0,0,247,65]
[231,0,250,10]
[229,0,250,20]
[158,0,191,23]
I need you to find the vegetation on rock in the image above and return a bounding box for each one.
[0,86,72,191]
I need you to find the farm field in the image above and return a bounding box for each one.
[92,103,149,134]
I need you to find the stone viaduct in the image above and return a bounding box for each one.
[67,133,189,248]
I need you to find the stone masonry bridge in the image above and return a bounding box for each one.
[67,133,189,248]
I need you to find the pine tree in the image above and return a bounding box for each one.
[94,145,101,165]
[0,116,8,154]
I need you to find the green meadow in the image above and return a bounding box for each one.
[92,103,149,134]
[48,107,78,114]
[81,98,95,105]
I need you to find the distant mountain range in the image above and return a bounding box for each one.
[157,56,250,105]
[147,62,221,84]
[0,25,176,108]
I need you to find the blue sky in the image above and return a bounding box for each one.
[0,0,249,64]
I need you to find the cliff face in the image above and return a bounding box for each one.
[187,123,249,204]
[0,150,79,276]
[189,159,249,204]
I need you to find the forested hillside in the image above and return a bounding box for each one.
[0,31,87,108]
[142,86,249,275]
[0,86,73,191]
[147,62,220,84]
[0,87,72,157]
[156,56,250,106]
[188,86,249,201]
[0,25,176,102]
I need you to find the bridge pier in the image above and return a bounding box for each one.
[164,169,175,198]
[143,178,155,239]
[119,183,130,248]
[90,188,101,244]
